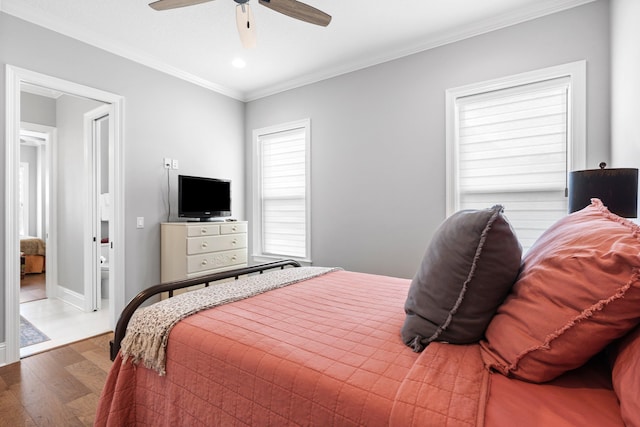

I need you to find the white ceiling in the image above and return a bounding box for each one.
[2,0,595,101]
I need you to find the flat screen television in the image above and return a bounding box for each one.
[178,175,232,221]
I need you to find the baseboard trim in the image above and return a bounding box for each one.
[57,285,85,311]
[0,342,6,367]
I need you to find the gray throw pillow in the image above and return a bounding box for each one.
[402,205,522,351]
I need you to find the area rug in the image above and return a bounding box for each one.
[20,316,50,348]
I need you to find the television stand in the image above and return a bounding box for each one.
[160,221,248,289]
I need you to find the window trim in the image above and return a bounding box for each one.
[252,118,311,264]
[445,61,586,216]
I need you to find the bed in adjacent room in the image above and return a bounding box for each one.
[20,236,46,275]
[96,200,640,426]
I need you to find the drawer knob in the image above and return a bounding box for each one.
[201,260,208,266]
[231,226,237,231]
[201,242,208,249]
[200,228,207,234]
[231,255,237,261]
[231,239,237,245]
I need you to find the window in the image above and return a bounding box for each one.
[253,119,311,262]
[446,62,586,251]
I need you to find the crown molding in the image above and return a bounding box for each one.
[244,0,596,101]
[0,1,245,101]
[2,0,596,103]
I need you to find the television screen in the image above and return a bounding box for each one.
[178,175,231,220]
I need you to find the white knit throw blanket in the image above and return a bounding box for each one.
[120,266,340,375]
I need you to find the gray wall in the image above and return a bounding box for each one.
[20,92,55,238]
[20,92,106,295]
[611,0,640,173]
[245,0,611,279]
[21,91,56,127]
[0,13,246,342]
[56,95,104,294]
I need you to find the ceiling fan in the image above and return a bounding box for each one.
[148,0,332,49]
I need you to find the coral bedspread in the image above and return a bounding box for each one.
[96,270,488,426]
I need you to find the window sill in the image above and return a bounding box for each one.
[252,254,312,267]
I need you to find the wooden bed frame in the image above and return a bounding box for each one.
[109,259,301,361]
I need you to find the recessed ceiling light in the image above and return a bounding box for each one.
[232,58,246,69]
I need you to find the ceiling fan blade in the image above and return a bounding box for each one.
[258,0,331,27]
[236,4,257,49]
[149,0,214,11]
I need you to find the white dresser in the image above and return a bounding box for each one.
[160,221,248,282]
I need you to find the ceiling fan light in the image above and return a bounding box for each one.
[232,58,247,68]
[236,3,256,49]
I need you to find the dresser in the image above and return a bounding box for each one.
[160,221,248,283]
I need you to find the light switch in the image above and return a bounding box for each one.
[136,217,144,229]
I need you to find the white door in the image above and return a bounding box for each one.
[84,105,112,312]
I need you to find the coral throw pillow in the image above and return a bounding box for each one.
[402,205,522,351]
[480,199,640,383]
[609,326,640,427]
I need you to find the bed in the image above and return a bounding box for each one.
[20,236,46,275]
[96,199,640,426]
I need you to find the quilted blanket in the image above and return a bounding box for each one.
[96,270,489,426]
[120,266,339,375]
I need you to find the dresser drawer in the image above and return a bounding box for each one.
[187,248,248,274]
[186,224,221,237]
[187,233,248,255]
[161,221,248,284]
[221,222,247,234]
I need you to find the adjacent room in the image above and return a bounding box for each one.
[1,0,639,425]
[17,86,112,359]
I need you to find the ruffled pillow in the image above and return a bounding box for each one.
[402,205,522,351]
[481,199,640,383]
[609,325,640,427]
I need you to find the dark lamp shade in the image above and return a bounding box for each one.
[568,168,638,217]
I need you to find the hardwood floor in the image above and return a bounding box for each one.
[20,273,46,304]
[0,333,113,426]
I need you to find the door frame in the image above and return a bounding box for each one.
[4,65,126,365]
[19,123,58,299]
[84,105,111,312]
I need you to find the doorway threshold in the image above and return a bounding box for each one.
[20,298,111,358]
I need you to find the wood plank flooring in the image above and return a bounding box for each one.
[0,333,113,426]
[20,273,46,304]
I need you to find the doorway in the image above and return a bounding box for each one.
[18,124,55,301]
[4,66,125,365]
[18,104,110,357]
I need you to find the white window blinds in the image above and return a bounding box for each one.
[454,77,570,251]
[256,123,309,259]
